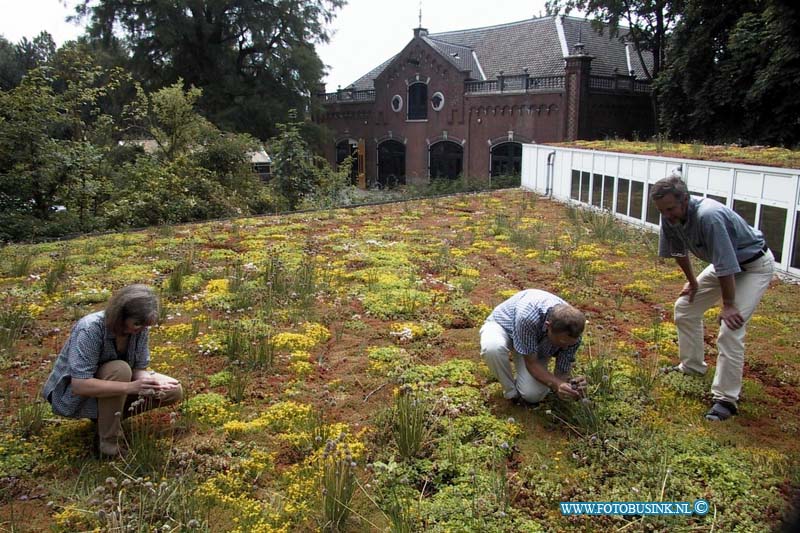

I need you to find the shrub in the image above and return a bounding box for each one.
[103,156,252,229]
[269,113,322,210]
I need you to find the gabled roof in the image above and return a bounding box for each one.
[421,36,484,79]
[425,17,563,81]
[348,54,397,91]
[250,148,271,164]
[344,15,653,90]
[561,17,652,78]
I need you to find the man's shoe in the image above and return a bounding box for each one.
[705,400,737,422]
[662,364,704,376]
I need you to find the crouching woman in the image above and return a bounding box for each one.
[42,284,183,457]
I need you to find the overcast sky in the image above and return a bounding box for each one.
[0,0,553,90]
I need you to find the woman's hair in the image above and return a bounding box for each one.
[650,173,689,201]
[105,284,159,335]
[548,304,586,338]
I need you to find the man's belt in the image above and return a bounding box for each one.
[739,243,769,266]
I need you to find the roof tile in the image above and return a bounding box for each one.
[344,16,654,90]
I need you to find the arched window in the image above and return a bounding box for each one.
[377,140,406,189]
[429,141,463,180]
[335,140,358,185]
[490,142,522,177]
[408,83,428,120]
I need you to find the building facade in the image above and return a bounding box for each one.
[315,16,655,187]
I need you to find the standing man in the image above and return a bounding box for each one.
[481,289,587,404]
[651,174,774,421]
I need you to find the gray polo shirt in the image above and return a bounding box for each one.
[42,311,150,418]
[658,197,765,276]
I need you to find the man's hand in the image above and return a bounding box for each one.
[679,281,698,302]
[569,376,588,397]
[555,381,581,401]
[719,303,745,330]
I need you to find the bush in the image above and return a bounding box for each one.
[104,157,250,228]
[422,175,486,195]
[489,174,521,189]
[269,113,320,210]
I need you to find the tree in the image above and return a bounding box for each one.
[654,0,757,142]
[15,32,57,74]
[739,0,800,145]
[0,42,136,239]
[0,72,100,238]
[0,31,57,90]
[656,0,800,145]
[72,0,345,139]
[546,0,685,133]
[546,0,685,82]
[0,36,23,90]
[122,79,265,195]
[268,113,321,211]
[299,155,357,212]
[123,81,217,161]
[109,81,269,226]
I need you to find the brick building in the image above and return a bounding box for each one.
[315,16,654,187]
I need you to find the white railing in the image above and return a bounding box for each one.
[521,143,800,277]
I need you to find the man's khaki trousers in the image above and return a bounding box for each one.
[674,251,774,405]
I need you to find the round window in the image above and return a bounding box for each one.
[391,95,403,112]
[431,91,444,111]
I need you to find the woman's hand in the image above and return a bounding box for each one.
[129,372,180,396]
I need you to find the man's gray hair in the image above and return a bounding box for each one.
[649,173,689,201]
[105,284,159,334]
[548,304,586,338]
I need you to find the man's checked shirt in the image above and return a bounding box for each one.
[488,289,580,375]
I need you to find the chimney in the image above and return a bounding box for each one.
[414,27,429,38]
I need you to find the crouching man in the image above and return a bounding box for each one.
[480,289,587,403]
